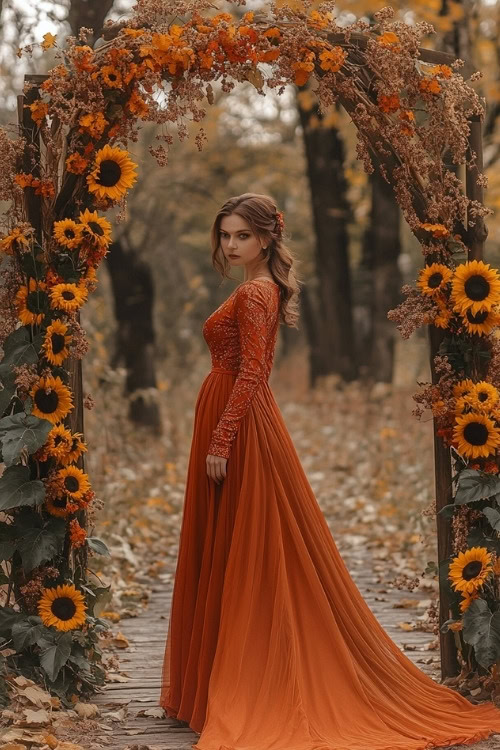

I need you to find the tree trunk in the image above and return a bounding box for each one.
[296,91,357,383]
[105,239,162,434]
[359,169,402,383]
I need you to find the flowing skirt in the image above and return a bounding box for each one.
[159,369,500,750]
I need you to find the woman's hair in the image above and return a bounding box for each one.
[210,192,302,329]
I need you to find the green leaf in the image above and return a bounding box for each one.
[454,469,500,505]
[86,537,110,557]
[0,413,53,467]
[482,506,500,533]
[0,465,45,511]
[0,607,23,635]
[0,327,43,368]
[18,519,66,572]
[439,556,455,601]
[11,617,45,651]
[40,631,72,681]
[462,598,500,668]
[0,363,17,419]
[437,503,456,518]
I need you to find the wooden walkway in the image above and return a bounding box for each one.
[90,547,442,750]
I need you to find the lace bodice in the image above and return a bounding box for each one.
[202,279,280,459]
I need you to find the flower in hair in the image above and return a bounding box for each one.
[275,210,284,235]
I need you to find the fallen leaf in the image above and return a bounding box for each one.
[17,685,52,708]
[20,708,50,726]
[112,632,130,649]
[136,707,165,718]
[397,621,415,631]
[74,702,99,719]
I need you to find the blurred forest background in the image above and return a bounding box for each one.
[1,0,500,608]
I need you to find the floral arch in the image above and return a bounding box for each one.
[0,0,499,704]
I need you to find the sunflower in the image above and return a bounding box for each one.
[0,226,31,255]
[459,590,480,613]
[46,424,73,460]
[42,319,72,366]
[100,64,123,88]
[15,277,49,326]
[57,431,87,465]
[49,282,88,312]
[78,208,112,247]
[38,583,87,631]
[30,374,73,424]
[453,379,475,400]
[462,307,500,336]
[433,296,452,329]
[453,412,500,459]
[418,263,453,297]
[451,260,500,315]
[54,465,91,501]
[468,382,499,413]
[448,546,493,594]
[52,219,83,250]
[86,145,138,202]
[44,493,78,517]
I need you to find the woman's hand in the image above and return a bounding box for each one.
[206,454,227,485]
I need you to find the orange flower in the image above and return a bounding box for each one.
[377,31,400,50]
[127,90,149,118]
[378,93,400,113]
[69,518,87,549]
[319,47,346,73]
[41,32,57,50]
[420,222,450,238]
[29,100,49,126]
[73,45,96,73]
[65,153,89,174]
[292,61,315,87]
[429,64,452,78]
[242,11,254,22]
[257,49,280,63]
[78,112,108,139]
[210,12,233,26]
[14,173,34,188]
[307,10,333,30]
[262,27,281,38]
[419,78,441,95]
[121,27,145,38]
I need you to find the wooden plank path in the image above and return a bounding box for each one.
[90,547,443,750]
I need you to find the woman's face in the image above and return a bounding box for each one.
[219,213,264,267]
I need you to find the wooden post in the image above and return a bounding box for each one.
[465,115,487,260]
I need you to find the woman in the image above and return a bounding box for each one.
[160,193,500,750]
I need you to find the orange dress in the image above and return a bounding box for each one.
[160,278,500,750]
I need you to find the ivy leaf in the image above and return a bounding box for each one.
[0,327,42,368]
[17,518,66,572]
[0,363,17,420]
[11,616,45,651]
[0,607,23,635]
[0,465,45,511]
[462,598,500,668]
[454,469,500,505]
[40,631,72,682]
[87,537,110,557]
[0,413,53,467]
[482,506,500,533]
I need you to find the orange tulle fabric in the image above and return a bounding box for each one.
[160,278,500,750]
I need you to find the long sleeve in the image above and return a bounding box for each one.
[207,282,274,460]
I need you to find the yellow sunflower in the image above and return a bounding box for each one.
[453,412,500,459]
[55,465,91,501]
[38,583,87,631]
[418,263,453,297]
[100,64,123,88]
[451,260,500,315]
[453,379,475,400]
[78,208,112,247]
[30,374,73,424]
[448,546,493,594]
[46,424,73,460]
[86,145,138,202]
[44,493,77,517]
[57,431,88,465]
[468,382,499,413]
[42,319,72,366]
[434,296,452,329]
[462,307,500,336]
[15,277,49,326]
[49,282,88,312]
[459,590,480,613]
[0,226,32,255]
[52,219,83,250]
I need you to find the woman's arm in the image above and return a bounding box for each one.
[207,282,275,460]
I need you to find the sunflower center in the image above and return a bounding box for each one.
[463,421,489,446]
[97,160,122,187]
[466,309,489,324]
[34,388,59,414]
[53,495,67,509]
[27,290,48,312]
[428,272,443,288]
[478,392,489,402]
[51,596,77,621]
[51,332,66,354]
[88,221,104,236]
[54,435,63,445]
[464,275,490,301]
[64,476,80,493]
[62,291,76,301]
[64,228,76,240]
[462,561,483,580]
